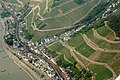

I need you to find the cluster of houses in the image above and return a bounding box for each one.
[27,41,61,79]
[18,47,59,79]
[5,28,61,79]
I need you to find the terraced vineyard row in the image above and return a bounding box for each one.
[47,23,120,80]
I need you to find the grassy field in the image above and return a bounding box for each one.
[47,41,86,79]
[55,1,78,13]
[48,41,69,54]
[25,12,33,32]
[96,26,115,40]
[109,54,120,74]
[33,8,39,22]
[32,29,65,42]
[43,8,60,18]
[97,52,117,63]
[39,0,46,16]
[88,64,113,80]
[84,25,120,50]
[40,0,100,30]
[68,33,95,57]
[4,0,19,4]
[48,41,77,64]
[85,29,108,45]
[20,0,31,5]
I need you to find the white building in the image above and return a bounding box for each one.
[115,75,120,80]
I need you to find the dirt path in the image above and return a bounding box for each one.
[63,43,117,80]
[82,34,120,53]
[45,0,49,12]
[61,41,86,68]
[105,21,117,39]
[46,41,58,47]
[17,0,24,7]
[70,49,86,68]
[34,25,75,31]
[92,28,120,43]
[64,55,73,64]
